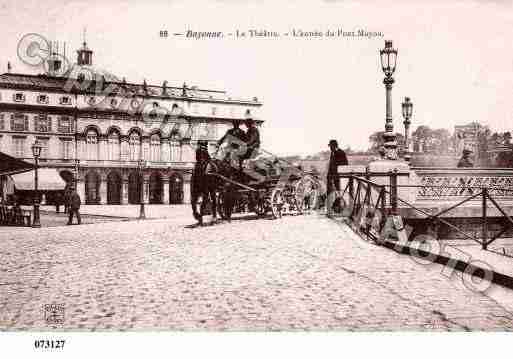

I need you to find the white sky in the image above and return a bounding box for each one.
[1,0,512,156]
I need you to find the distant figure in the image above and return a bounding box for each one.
[457,149,474,168]
[55,191,63,213]
[67,187,81,225]
[63,185,71,214]
[327,139,348,213]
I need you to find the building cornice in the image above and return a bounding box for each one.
[0,73,262,106]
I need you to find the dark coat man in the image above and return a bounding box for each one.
[240,118,260,161]
[67,188,81,225]
[327,139,348,213]
[457,149,474,168]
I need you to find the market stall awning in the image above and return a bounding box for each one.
[0,152,34,176]
[10,168,66,191]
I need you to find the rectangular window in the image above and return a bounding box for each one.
[59,96,71,105]
[58,116,72,133]
[11,113,28,131]
[37,138,49,160]
[35,114,51,132]
[12,137,25,158]
[60,138,72,160]
[37,94,49,104]
[0,114,4,130]
[13,93,26,102]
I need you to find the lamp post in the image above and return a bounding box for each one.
[379,40,398,160]
[138,159,146,219]
[74,159,80,187]
[402,97,413,162]
[31,140,42,228]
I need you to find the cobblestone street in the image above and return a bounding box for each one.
[1,209,513,331]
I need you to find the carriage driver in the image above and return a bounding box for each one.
[215,119,246,162]
[238,117,261,170]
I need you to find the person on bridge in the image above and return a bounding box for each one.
[457,149,474,168]
[327,139,348,214]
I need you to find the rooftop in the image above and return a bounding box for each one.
[0,72,260,105]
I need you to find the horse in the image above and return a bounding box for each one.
[191,158,219,225]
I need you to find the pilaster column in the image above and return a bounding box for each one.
[99,136,108,162]
[161,138,171,163]
[180,139,194,163]
[121,173,129,205]
[182,172,191,204]
[142,136,150,161]
[99,173,108,204]
[162,175,170,204]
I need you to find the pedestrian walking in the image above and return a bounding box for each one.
[327,139,348,214]
[67,186,81,225]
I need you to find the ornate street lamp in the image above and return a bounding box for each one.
[138,159,146,219]
[402,97,413,162]
[31,140,43,228]
[380,40,398,160]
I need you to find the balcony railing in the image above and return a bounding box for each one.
[19,157,195,169]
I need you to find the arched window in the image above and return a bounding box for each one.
[129,132,141,161]
[86,129,99,160]
[150,133,161,162]
[108,131,120,161]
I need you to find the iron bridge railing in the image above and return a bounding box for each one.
[337,171,513,253]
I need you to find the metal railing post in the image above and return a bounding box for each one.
[482,188,488,250]
[390,169,398,216]
[348,173,355,199]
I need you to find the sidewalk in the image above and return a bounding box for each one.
[39,204,191,220]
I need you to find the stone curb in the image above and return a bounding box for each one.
[379,239,513,291]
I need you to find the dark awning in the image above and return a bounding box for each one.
[0,151,34,176]
[11,168,67,191]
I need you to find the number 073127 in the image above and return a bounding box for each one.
[34,339,65,349]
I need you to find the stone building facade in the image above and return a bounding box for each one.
[0,41,262,204]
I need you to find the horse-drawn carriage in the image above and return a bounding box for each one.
[191,148,321,224]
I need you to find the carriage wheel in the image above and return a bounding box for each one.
[253,195,267,217]
[270,188,284,219]
[295,176,320,213]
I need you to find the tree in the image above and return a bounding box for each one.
[368,131,405,153]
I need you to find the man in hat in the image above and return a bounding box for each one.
[238,117,260,169]
[217,119,246,149]
[216,119,246,165]
[67,185,81,225]
[457,148,474,168]
[327,139,348,213]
